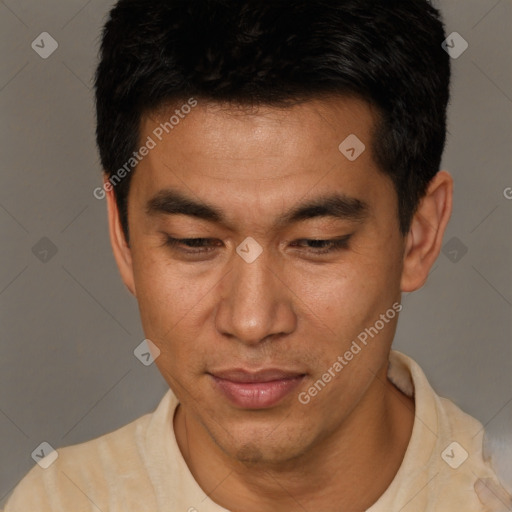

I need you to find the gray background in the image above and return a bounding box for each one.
[0,0,511,505]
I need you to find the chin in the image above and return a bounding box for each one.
[211,422,311,467]
[231,443,307,468]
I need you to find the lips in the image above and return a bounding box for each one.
[212,368,305,383]
[209,368,306,409]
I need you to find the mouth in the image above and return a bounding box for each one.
[208,368,307,409]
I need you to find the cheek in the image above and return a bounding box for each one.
[131,249,208,343]
[132,255,213,392]
[292,255,399,329]
[286,247,402,383]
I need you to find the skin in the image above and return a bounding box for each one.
[105,96,453,511]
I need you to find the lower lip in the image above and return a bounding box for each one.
[211,375,305,409]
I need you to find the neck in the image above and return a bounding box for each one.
[174,363,415,512]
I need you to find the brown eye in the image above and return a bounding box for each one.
[164,237,221,254]
[290,235,352,255]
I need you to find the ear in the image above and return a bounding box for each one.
[105,178,137,296]
[400,170,453,292]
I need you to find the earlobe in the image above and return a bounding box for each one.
[105,180,137,297]
[400,171,453,292]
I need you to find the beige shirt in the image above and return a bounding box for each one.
[3,351,508,511]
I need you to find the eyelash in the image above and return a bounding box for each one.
[163,235,352,256]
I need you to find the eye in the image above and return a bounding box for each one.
[162,235,352,256]
[163,237,220,255]
[289,235,352,255]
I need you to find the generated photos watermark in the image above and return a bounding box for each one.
[93,97,198,200]
[298,302,402,405]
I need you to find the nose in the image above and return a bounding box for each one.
[215,244,296,346]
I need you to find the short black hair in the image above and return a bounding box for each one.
[95,0,451,241]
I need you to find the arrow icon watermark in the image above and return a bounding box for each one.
[31,442,58,469]
[31,32,58,59]
[441,32,468,59]
[236,237,263,263]
[134,339,161,366]
[338,134,365,161]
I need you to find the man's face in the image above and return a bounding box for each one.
[124,96,406,463]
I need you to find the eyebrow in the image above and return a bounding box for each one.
[146,188,368,229]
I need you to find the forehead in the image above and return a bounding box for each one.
[129,95,395,233]
[141,95,378,170]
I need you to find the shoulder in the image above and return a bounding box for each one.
[434,395,511,511]
[387,351,511,511]
[3,392,176,512]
